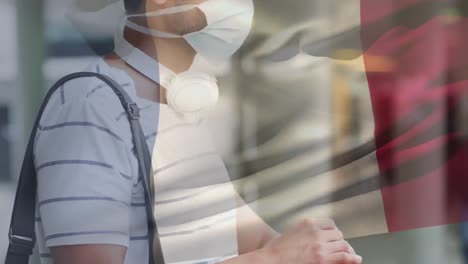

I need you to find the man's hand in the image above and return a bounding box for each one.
[261,219,362,264]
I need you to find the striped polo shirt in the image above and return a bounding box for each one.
[33,59,239,264]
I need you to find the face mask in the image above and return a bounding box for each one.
[125,0,254,63]
[114,31,219,115]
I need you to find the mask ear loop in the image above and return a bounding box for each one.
[125,20,181,38]
[114,16,178,89]
[125,4,199,38]
[131,4,199,17]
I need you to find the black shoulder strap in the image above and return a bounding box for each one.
[5,72,165,264]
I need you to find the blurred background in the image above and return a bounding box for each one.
[1,0,467,263]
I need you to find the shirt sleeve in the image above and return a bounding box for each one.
[34,90,135,248]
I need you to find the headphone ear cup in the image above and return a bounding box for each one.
[166,72,219,114]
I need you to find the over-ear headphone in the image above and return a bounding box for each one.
[163,70,219,114]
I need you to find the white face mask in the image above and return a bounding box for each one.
[125,0,254,63]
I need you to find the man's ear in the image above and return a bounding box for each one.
[146,0,174,11]
[151,0,169,6]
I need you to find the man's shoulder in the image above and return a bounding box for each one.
[36,60,139,149]
[43,59,137,120]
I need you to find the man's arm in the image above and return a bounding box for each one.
[219,248,272,264]
[49,214,361,264]
[34,91,135,264]
[50,245,127,264]
[50,245,270,264]
[235,194,279,254]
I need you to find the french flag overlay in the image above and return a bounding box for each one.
[361,0,468,232]
[254,0,468,237]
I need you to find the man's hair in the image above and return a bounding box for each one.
[124,0,144,13]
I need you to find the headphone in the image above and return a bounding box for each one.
[163,69,219,114]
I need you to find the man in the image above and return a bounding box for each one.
[33,0,362,263]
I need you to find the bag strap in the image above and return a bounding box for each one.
[5,72,165,264]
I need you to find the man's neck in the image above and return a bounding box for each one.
[124,27,196,73]
[105,27,196,104]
